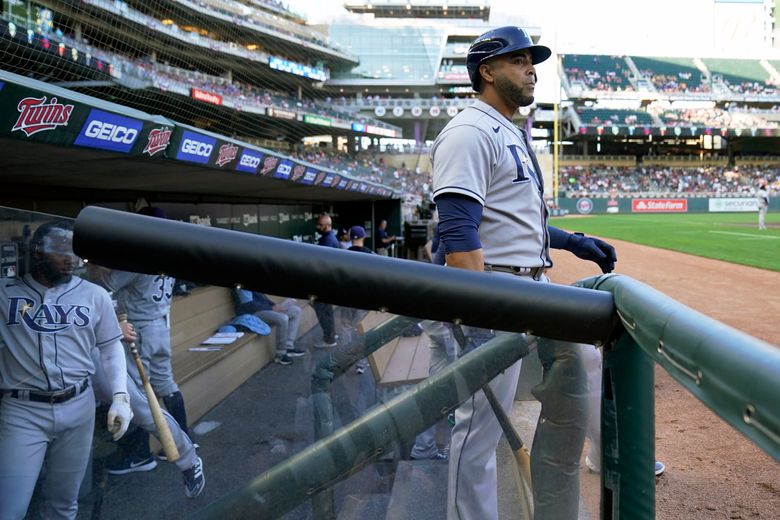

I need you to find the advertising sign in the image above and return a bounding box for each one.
[303,114,331,127]
[632,198,688,213]
[191,88,222,106]
[74,108,143,153]
[708,198,758,212]
[235,149,264,173]
[259,155,280,176]
[11,96,75,137]
[273,159,293,180]
[176,130,216,164]
[214,143,239,167]
[143,126,173,157]
[301,168,319,185]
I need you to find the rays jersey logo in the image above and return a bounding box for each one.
[7,297,90,333]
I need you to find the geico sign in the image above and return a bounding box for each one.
[85,121,138,143]
[181,139,213,156]
[240,154,261,168]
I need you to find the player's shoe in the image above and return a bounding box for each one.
[317,335,338,348]
[585,455,600,473]
[183,456,205,498]
[411,450,448,461]
[654,460,666,476]
[274,354,293,365]
[108,454,158,475]
[286,348,306,357]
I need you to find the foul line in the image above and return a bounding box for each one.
[709,231,779,240]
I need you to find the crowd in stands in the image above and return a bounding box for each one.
[560,164,780,197]
[563,55,634,92]
[290,149,432,199]
[724,79,776,96]
[651,106,779,129]
[99,0,346,56]
[639,70,709,94]
[54,32,393,130]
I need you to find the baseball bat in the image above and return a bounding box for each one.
[482,383,534,520]
[119,316,180,462]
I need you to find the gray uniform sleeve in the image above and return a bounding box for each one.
[104,270,140,293]
[432,124,497,205]
[93,286,123,348]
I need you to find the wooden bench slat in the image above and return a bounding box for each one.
[358,311,393,335]
[170,286,228,320]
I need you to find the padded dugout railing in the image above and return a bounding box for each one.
[73,206,780,519]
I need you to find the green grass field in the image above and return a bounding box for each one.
[550,212,780,272]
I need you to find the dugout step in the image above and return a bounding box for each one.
[385,459,447,520]
[336,493,391,520]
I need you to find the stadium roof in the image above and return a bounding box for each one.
[344,0,490,20]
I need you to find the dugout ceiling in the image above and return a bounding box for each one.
[0,69,400,206]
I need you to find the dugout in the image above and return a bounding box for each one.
[0,69,402,245]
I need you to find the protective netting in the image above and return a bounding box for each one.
[0,0,399,149]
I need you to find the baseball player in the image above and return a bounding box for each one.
[89,325,205,497]
[757,181,769,230]
[0,221,132,520]
[431,26,619,520]
[96,207,190,472]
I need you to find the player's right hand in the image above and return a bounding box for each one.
[107,392,133,441]
[119,320,138,343]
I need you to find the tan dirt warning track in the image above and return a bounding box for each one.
[549,239,780,519]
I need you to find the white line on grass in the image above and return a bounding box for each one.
[709,231,779,240]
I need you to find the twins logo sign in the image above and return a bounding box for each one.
[177,130,216,164]
[12,96,75,137]
[7,297,90,333]
[74,109,143,153]
[576,198,594,214]
[143,127,173,156]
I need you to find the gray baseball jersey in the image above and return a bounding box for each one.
[757,187,769,208]
[0,273,122,391]
[431,99,551,268]
[104,271,174,320]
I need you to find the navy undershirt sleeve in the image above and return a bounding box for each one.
[548,225,572,250]
[434,193,483,253]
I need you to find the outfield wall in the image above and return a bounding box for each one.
[559,197,780,215]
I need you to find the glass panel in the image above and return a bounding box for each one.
[0,205,607,519]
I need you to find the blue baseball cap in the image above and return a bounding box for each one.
[349,226,366,240]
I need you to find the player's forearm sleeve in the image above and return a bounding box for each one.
[548,225,571,249]
[436,193,483,253]
[100,340,129,397]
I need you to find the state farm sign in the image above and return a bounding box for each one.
[632,199,688,213]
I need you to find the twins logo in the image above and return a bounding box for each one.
[12,96,75,137]
[144,127,172,156]
[7,297,90,333]
[216,143,238,167]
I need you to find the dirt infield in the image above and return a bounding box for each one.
[549,239,780,519]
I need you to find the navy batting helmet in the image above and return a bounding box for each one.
[466,26,551,92]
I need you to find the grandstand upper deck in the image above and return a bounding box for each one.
[561,54,633,92]
[136,0,358,66]
[630,56,707,93]
[577,107,655,127]
[700,58,775,95]
[344,0,490,21]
